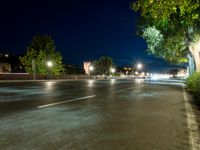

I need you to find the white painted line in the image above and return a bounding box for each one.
[38,95,96,108]
[182,85,200,150]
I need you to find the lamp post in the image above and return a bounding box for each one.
[89,66,94,72]
[137,63,143,70]
[110,67,116,78]
[32,59,36,80]
[89,66,94,79]
[110,68,116,74]
[47,61,53,80]
[135,63,143,76]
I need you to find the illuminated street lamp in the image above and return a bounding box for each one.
[47,61,53,80]
[47,61,53,68]
[137,63,143,70]
[110,68,116,74]
[141,72,145,76]
[89,65,94,78]
[89,66,94,72]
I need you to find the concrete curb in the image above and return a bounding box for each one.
[182,86,200,150]
[146,80,200,150]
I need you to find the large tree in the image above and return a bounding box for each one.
[142,26,188,63]
[131,0,200,71]
[93,56,115,75]
[20,34,64,75]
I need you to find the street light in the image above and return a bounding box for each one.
[110,68,116,74]
[32,59,36,80]
[137,63,143,70]
[89,65,94,79]
[47,61,53,68]
[47,61,53,80]
[89,66,94,72]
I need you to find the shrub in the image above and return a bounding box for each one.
[186,72,200,98]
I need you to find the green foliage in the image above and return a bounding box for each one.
[162,31,188,63]
[131,0,200,28]
[131,0,200,64]
[142,26,187,63]
[186,72,200,98]
[190,33,200,47]
[93,56,114,75]
[20,34,64,75]
[142,26,164,54]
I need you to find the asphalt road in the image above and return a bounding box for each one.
[0,79,190,150]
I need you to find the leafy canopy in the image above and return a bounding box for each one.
[93,56,115,75]
[131,0,200,64]
[132,0,200,29]
[20,34,64,75]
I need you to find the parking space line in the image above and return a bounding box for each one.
[38,95,96,108]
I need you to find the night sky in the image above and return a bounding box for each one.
[0,0,182,71]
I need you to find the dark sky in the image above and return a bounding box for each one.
[0,0,181,71]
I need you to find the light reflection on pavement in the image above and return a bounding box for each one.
[0,79,191,150]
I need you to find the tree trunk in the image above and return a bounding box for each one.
[189,45,200,72]
[187,54,195,75]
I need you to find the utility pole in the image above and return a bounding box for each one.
[32,59,36,80]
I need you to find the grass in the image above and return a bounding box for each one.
[186,72,200,99]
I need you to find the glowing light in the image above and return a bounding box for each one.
[45,81,55,91]
[89,66,94,71]
[88,80,94,87]
[135,71,138,75]
[47,61,53,67]
[120,74,126,78]
[135,78,144,84]
[150,74,172,80]
[137,63,143,70]
[110,68,116,73]
[151,75,158,80]
[111,79,116,84]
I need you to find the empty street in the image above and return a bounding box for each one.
[0,79,192,150]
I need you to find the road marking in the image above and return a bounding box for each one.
[182,85,200,150]
[38,95,96,108]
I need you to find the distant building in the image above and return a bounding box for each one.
[0,53,11,73]
[117,66,135,75]
[83,61,91,75]
[0,63,11,73]
[0,52,25,73]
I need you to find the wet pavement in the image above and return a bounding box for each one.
[0,79,191,150]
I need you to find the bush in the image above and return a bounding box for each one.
[186,72,200,98]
